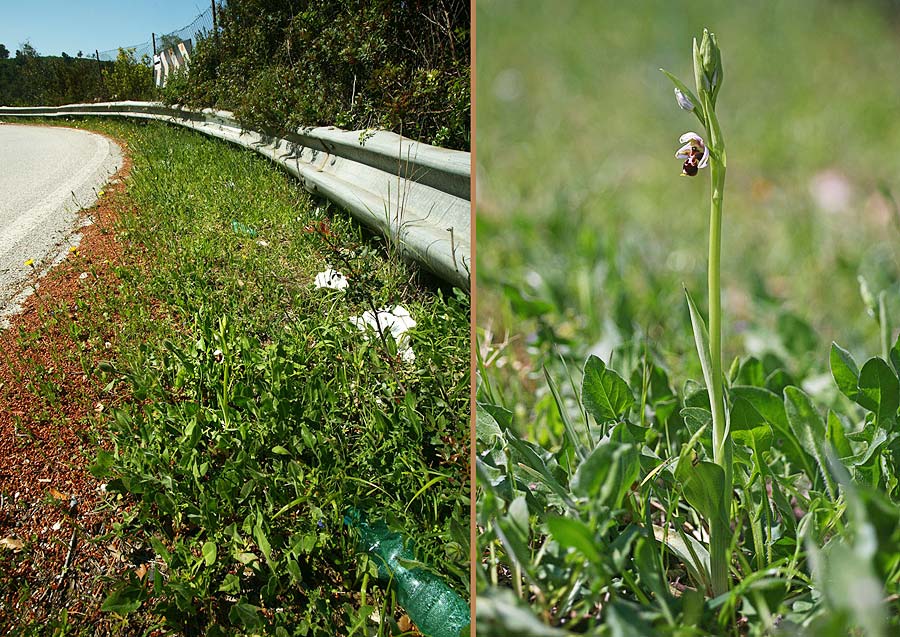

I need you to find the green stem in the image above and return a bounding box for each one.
[707,146,732,597]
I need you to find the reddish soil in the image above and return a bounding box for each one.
[0,137,146,633]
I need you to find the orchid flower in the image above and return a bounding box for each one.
[675,132,709,177]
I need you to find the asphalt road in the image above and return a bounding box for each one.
[0,123,122,324]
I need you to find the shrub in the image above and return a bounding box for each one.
[163,0,470,150]
[102,48,155,101]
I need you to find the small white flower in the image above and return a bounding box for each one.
[212,348,224,363]
[674,88,694,111]
[675,132,709,177]
[314,268,349,290]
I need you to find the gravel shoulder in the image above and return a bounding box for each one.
[0,135,135,632]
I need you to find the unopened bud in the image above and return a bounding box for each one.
[697,29,723,102]
[674,88,694,111]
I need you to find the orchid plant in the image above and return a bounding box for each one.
[662,29,732,596]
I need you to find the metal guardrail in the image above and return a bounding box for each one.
[0,102,471,290]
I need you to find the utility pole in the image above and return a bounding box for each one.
[152,33,157,58]
[95,49,105,98]
[211,0,218,35]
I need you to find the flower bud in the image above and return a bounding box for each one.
[674,88,694,111]
[697,29,723,103]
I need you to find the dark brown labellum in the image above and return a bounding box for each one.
[682,160,699,177]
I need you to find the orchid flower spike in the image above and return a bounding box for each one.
[675,132,709,177]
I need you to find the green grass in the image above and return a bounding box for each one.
[476,2,900,635]
[4,118,470,635]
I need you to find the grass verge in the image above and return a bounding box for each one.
[0,118,470,636]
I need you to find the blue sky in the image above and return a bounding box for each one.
[0,0,212,57]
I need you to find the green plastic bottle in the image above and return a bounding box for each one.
[346,510,470,637]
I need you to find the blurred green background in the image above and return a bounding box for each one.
[477,0,900,405]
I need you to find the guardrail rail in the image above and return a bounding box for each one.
[0,102,471,290]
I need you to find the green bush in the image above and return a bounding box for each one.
[163,0,470,150]
[102,48,155,101]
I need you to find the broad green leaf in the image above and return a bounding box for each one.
[764,368,793,395]
[202,540,217,566]
[857,357,899,425]
[830,342,860,400]
[546,516,603,565]
[735,357,766,388]
[731,385,815,478]
[681,407,712,433]
[271,445,291,455]
[476,404,508,444]
[684,288,715,399]
[89,450,115,479]
[480,402,513,430]
[680,407,713,453]
[890,332,900,375]
[219,573,241,594]
[101,581,144,614]
[581,355,634,425]
[676,460,727,527]
[229,600,263,630]
[729,396,773,452]
[784,387,836,498]
[571,441,639,509]
[826,410,853,459]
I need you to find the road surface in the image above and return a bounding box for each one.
[0,123,122,324]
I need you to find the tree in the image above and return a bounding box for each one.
[16,41,38,59]
[102,48,154,100]
[0,44,9,60]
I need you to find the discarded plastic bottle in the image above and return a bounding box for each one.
[345,509,470,637]
[231,219,257,238]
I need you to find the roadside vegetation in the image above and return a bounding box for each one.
[162,0,469,150]
[0,1,470,151]
[0,118,470,636]
[476,1,900,635]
